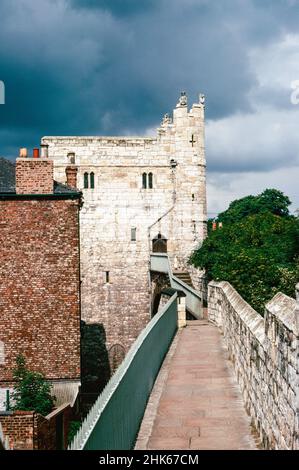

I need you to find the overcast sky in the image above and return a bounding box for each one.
[0,0,298,216]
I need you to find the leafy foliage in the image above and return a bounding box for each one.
[81,321,111,394]
[190,189,299,314]
[67,420,82,445]
[217,188,292,224]
[11,355,55,416]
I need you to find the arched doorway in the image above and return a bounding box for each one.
[152,233,167,253]
[109,343,125,373]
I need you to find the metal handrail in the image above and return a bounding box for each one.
[69,293,178,450]
[150,253,203,319]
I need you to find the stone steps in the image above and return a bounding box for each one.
[173,272,194,288]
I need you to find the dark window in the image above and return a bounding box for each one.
[142,172,147,189]
[131,227,136,242]
[105,271,110,283]
[148,172,153,189]
[68,152,75,164]
[90,172,95,189]
[84,172,89,189]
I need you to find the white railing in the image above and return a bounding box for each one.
[69,294,178,450]
[150,253,203,319]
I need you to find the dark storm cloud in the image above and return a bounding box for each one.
[0,0,299,181]
[70,0,158,16]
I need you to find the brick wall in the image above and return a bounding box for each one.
[0,409,68,450]
[15,158,54,194]
[208,281,299,449]
[34,413,56,450]
[0,411,34,450]
[65,166,78,189]
[0,198,81,383]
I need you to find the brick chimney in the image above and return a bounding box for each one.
[65,166,78,189]
[16,148,54,195]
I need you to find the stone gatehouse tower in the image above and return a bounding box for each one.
[42,92,207,361]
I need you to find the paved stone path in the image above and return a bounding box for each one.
[135,320,259,450]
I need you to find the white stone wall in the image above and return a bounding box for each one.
[208,281,299,449]
[188,265,207,302]
[41,95,207,357]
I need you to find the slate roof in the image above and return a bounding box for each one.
[0,157,81,197]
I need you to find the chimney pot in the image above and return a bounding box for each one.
[40,144,49,158]
[33,148,39,159]
[19,148,28,158]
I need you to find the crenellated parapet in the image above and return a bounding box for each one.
[208,281,299,450]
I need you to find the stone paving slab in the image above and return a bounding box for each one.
[135,321,259,450]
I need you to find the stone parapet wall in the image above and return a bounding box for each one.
[208,281,299,449]
[188,265,207,302]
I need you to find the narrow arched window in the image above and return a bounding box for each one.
[84,172,89,189]
[90,172,95,189]
[142,172,147,189]
[131,227,136,242]
[148,172,153,189]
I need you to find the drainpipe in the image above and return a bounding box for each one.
[147,160,177,313]
[148,158,177,255]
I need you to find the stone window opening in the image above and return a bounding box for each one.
[67,152,76,164]
[142,172,147,189]
[105,271,110,284]
[90,172,95,189]
[148,172,153,189]
[84,172,89,189]
[84,172,95,189]
[131,227,137,242]
[142,172,154,189]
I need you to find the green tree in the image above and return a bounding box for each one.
[217,188,291,225]
[11,355,55,416]
[81,321,111,394]
[190,190,299,314]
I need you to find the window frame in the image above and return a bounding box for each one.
[131,227,137,242]
[84,172,89,189]
[90,171,95,189]
[148,172,153,189]
[142,172,147,189]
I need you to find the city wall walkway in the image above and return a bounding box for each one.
[135,320,259,450]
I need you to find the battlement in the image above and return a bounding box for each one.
[43,136,157,146]
[208,281,299,449]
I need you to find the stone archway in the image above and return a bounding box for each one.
[109,343,126,373]
[152,233,168,253]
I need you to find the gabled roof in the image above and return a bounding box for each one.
[0,157,81,198]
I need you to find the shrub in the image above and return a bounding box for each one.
[11,355,55,416]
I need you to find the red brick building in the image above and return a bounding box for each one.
[0,150,82,418]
